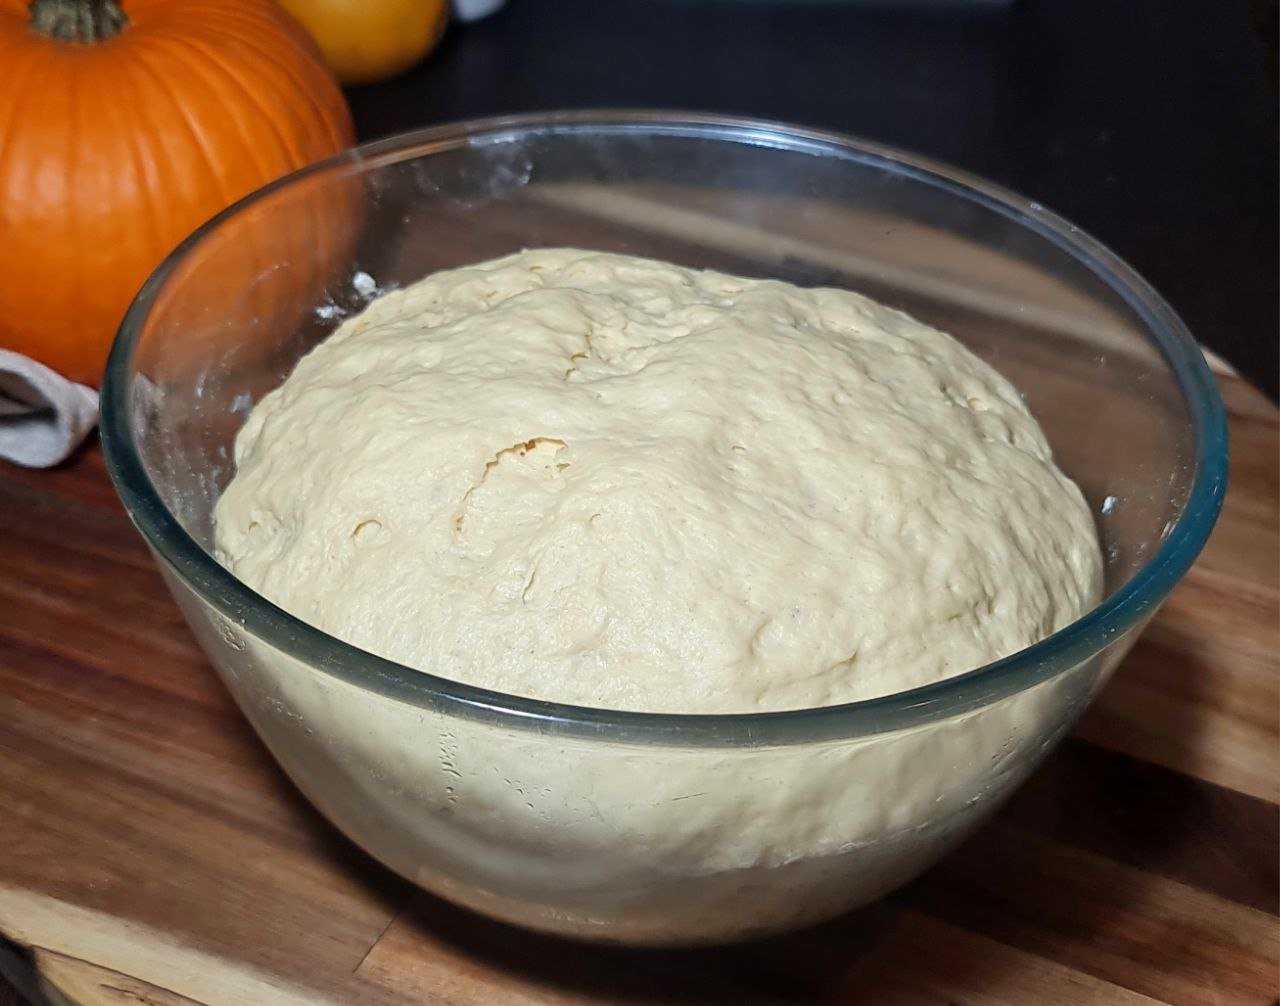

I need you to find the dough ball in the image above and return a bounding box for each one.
[214,248,1102,713]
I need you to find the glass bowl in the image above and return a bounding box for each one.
[100,111,1227,946]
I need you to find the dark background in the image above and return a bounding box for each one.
[345,0,1279,398]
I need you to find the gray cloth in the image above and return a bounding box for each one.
[0,350,98,469]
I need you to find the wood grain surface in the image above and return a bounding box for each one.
[0,371,1275,1006]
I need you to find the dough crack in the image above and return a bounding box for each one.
[563,326,596,382]
[453,437,568,537]
[828,649,861,674]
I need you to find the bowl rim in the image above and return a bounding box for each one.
[100,109,1229,747]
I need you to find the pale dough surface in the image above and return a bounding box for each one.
[214,248,1101,713]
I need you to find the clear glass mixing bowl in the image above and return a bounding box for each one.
[100,112,1227,945]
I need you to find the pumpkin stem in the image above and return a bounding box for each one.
[29,0,128,43]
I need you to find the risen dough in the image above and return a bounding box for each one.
[215,248,1100,713]
[210,248,1106,943]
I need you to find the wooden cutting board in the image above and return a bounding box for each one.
[0,371,1275,1006]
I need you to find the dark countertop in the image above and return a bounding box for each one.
[347,0,1278,397]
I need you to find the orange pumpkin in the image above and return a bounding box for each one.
[0,0,356,386]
